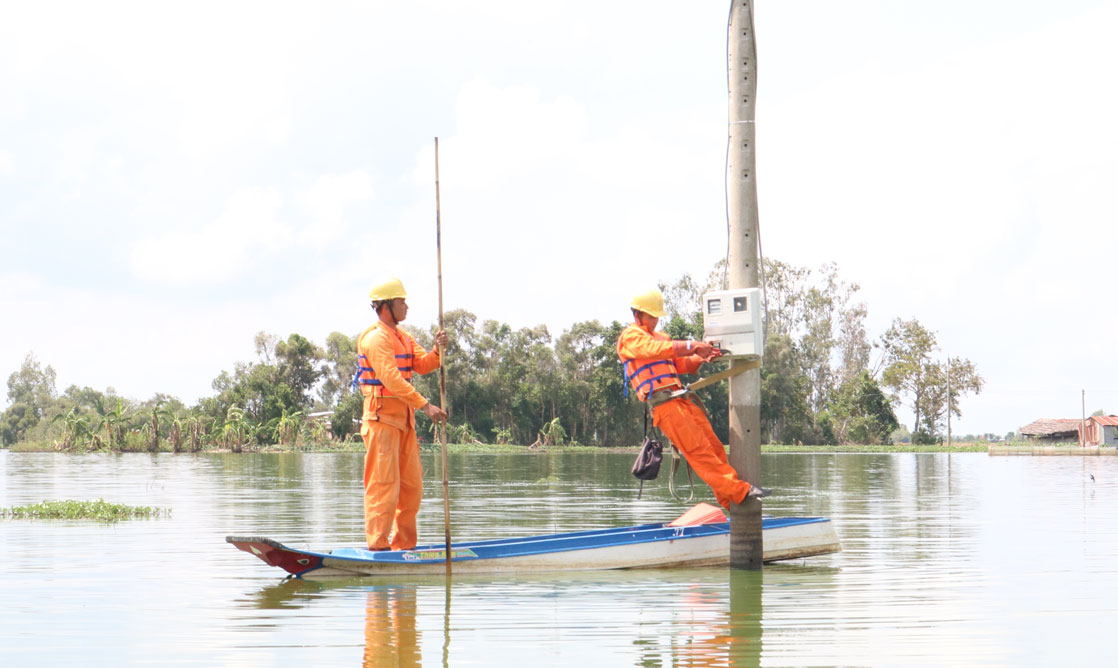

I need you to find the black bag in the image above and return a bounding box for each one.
[632,399,663,501]
[631,437,663,481]
[631,437,663,500]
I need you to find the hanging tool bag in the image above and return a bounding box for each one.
[631,407,663,498]
[632,437,663,482]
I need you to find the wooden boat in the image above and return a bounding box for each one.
[226,503,840,579]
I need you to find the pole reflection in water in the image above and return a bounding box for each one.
[657,570,763,667]
[363,585,422,667]
[728,569,763,667]
[442,577,451,667]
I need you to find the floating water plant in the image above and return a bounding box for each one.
[1,498,169,522]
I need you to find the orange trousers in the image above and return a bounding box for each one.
[361,420,423,550]
[652,397,751,509]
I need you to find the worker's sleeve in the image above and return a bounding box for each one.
[616,326,676,361]
[368,331,429,410]
[410,336,441,375]
[673,354,704,375]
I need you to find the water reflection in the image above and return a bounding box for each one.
[241,569,774,668]
[363,584,423,667]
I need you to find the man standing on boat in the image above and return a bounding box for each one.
[617,289,766,510]
[354,277,448,551]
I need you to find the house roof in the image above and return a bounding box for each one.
[1091,415,1118,427]
[1019,418,1082,436]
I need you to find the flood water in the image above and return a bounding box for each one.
[2,449,1117,666]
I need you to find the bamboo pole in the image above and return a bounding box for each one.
[435,137,452,576]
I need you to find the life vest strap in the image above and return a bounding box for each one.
[625,359,674,382]
[351,354,416,392]
[622,359,680,399]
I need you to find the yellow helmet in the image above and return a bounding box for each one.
[368,277,408,301]
[630,289,666,318]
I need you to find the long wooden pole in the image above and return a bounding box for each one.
[435,137,452,576]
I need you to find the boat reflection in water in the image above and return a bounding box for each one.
[246,569,777,667]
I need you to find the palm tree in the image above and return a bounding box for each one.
[51,407,91,451]
[143,403,174,453]
[271,408,304,447]
[167,416,184,453]
[222,406,249,453]
[184,414,205,452]
[99,399,130,452]
[86,414,107,451]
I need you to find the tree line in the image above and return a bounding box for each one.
[1,259,982,451]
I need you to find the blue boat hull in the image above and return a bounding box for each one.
[227,516,840,579]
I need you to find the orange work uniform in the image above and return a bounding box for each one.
[356,322,441,550]
[617,323,752,509]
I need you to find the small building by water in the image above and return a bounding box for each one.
[1019,416,1118,446]
[1019,418,1083,444]
[1084,416,1118,446]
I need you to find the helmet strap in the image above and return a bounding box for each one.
[377,299,400,327]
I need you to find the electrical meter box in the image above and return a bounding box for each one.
[702,288,763,359]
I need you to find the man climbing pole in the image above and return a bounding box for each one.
[617,288,768,510]
[354,277,448,551]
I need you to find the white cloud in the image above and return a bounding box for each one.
[0,270,302,406]
[402,78,728,335]
[295,171,375,248]
[128,187,288,284]
[422,78,587,191]
[0,150,12,174]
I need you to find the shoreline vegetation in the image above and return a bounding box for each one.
[8,440,1106,455]
[4,261,994,456]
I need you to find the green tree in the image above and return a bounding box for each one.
[879,319,982,441]
[918,356,984,440]
[2,353,58,445]
[275,333,325,407]
[764,260,867,435]
[331,391,362,440]
[320,331,358,407]
[92,396,131,452]
[201,331,324,443]
[879,318,937,438]
[269,408,304,447]
[141,402,174,452]
[759,334,813,444]
[220,406,250,453]
[51,406,92,451]
[555,320,628,445]
[829,370,899,445]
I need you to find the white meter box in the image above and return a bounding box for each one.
[702,288,763,359]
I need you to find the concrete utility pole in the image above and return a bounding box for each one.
[946,355,952,448]
[727,0,763,570]
[1082,389,1087,447]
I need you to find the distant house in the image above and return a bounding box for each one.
[1018,418,1083,444]
[1084,416,1118,447]
[1018,416,1118,446]
[307,411,334,430]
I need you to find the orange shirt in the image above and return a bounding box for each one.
[616,323,703,400]
[358,323,440,431]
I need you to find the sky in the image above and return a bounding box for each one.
[2,0,1116,438]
